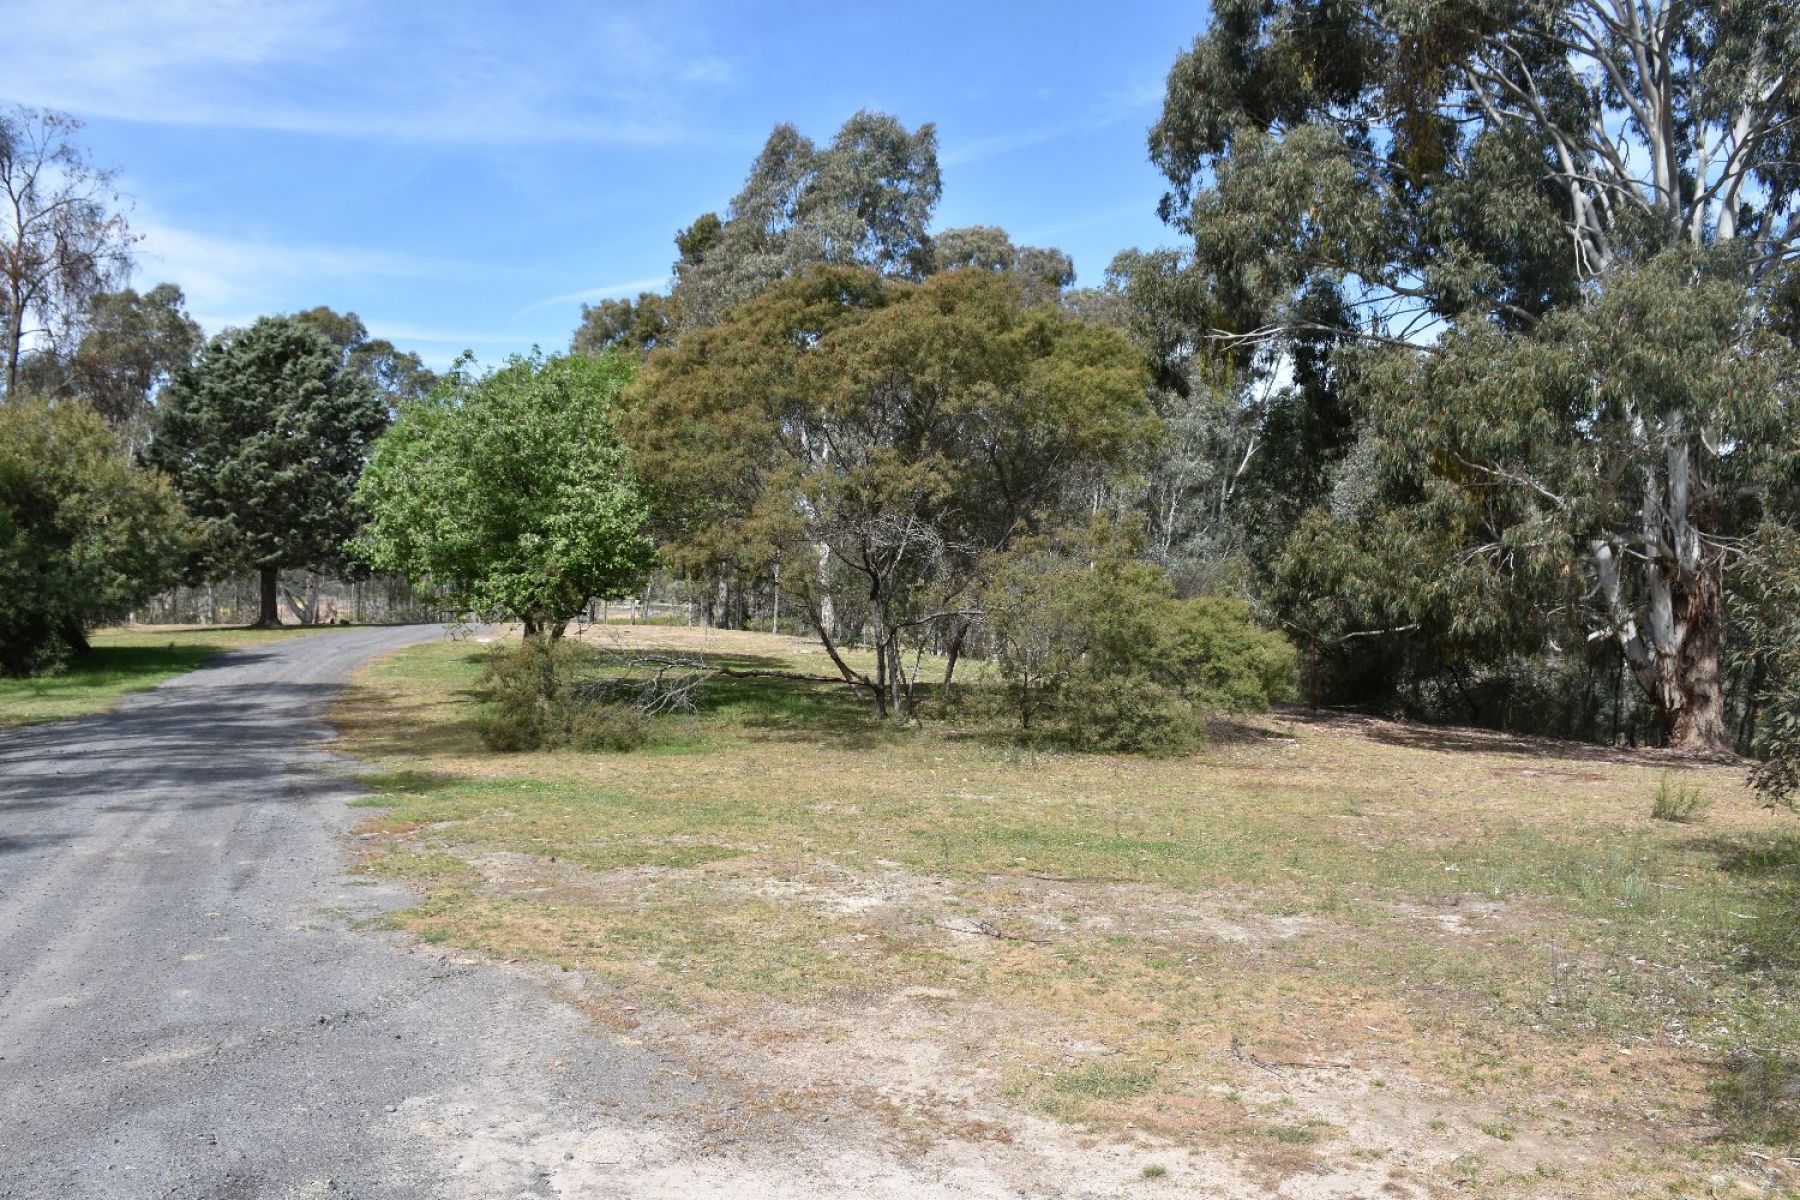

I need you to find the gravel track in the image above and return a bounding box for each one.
[0,627,704,1199]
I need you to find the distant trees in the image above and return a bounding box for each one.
[14,283,204,446]
[292,306,436,404]
[146,317,387,627]
[667,112,941,331]
[0,107,136,397]
[930,226,1075,307]
[624,265,1153,717]
[572,292,673,360]
[0,398,189,674]
[355,352,654,637]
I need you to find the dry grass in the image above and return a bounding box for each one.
[333,623,1800,1198]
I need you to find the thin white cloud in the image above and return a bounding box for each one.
[941,70,1167,167]
[132,219,493,326]
[514,276,672,317]
[362,321,532,346]
[1,0,731,144]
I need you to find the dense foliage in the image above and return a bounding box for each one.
[624,265,1153,717]
[1142,0,1800,751]
[355,352,654,635]
[0,398,190,674]
[981,540,1295,752]
[1738,523,1800,807]
[145,316,387,627]
[476,637,650,753]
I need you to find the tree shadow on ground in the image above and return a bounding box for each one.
[1680,832,1800,974]
[1277,705,1725,767]
[333,674,488,762]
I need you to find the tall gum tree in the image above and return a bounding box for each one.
[1152,0,1800,749]
[0,107,134,397]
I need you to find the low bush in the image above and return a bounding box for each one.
[980,544,1295,754]
[1059,675,1203,756]
[477,637,650,753]
[1650,774,1710,823]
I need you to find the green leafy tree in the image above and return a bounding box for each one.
[1152,0,1800,749]
[1151,0,1797,338]
[0,397,190,674]
[145,316,387,627]
[625,266,1152,718]
[355,352,655,637]
[1297,253,1796,748]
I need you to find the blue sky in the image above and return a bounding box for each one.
[2,1,1200,369]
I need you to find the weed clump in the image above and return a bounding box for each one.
[1651,774,1710,822]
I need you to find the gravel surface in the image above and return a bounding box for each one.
[0,626,706,1199]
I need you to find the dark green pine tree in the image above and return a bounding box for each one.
[146,315,388,626]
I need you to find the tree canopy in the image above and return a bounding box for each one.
[1145,0,1800,750]
[354,352,655,635]
[623,265,1153,716]
[669,112,941,330]
[145,316,388,626]
[0,397,189,674]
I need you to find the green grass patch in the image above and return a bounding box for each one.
[0,624,343,727]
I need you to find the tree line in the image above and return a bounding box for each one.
[3,1,1797,793]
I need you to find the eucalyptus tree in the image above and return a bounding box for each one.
[624,266,1152,718]
[146,316,387,627]
[1153,0,1800,748]
[0,107,135,397]
[292,306,436,404]
[930,225,1076,307]
[572,292,673,359]
[670,112,941,330]
[13,282,201,443]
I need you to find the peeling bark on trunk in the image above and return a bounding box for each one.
[1590,415,1732,754]
[1664,562,1728,751]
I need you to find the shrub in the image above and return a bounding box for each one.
[565,701,651,752]
[477,637,649,753]
[1060,675,1203,756]
[0,398,191,675]
[980,543,1296,754]
[1650,774,1710,823]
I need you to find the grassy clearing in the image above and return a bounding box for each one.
[0,624,343,727]
[335,625,1800,1197]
